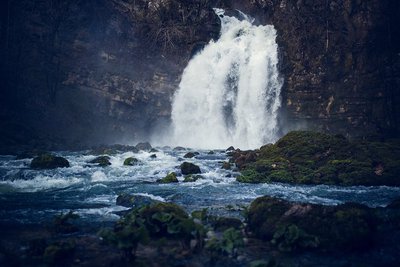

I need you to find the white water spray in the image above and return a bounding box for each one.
[170,9,282,149]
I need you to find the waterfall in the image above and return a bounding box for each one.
[170,9,282,149]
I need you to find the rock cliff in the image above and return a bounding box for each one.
[0,0,399,152]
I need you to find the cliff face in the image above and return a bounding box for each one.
[0,0,399,152]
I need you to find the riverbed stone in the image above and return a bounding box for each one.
[89,156,111,167]
[123,157,139,166]
[157,172,178,183]
[180,162,201,175]
[136,142,152,151]
[116,193,158,208]
[30,154,70,169]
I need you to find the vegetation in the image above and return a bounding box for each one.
[236,131,400,186]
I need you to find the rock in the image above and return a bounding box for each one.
[30,154,70,169]
[116,193,158,208]
[157,172,178,183]
[213,217,243,231]
[222,161,231,170]
[226,146,235,151]
[89,144,139,155]
[183,175,203,182]
[235,131,400,186]
[387,198,400,209]
[123,157,139,166]
[183,152,197,158]
[208,150,215,155]
[89,156,111,167]
[150,154,157,159]
[136,142,152,151]
[180,162,201,175]
[149,148,159,153]
[247,196,378,251]
[173,146,186,151]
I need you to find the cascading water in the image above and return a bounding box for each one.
[170,8,282,149]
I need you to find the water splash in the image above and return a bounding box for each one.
[170,8,282,149]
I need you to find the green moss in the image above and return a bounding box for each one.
[89,156,111,167]
[30,153,70,169]
[183,174,203,182]
[235,131,400,186]
[157,172,178,183]
[123,157,139,166]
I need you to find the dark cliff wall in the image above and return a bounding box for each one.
[0,0,399,152]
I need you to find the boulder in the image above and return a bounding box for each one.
[226,146,235,152]
[157,172,178,183]
[116,193,158,208]
[123,157,139,166]
[30,154,70,169]
[247,196,378,251]
[183,152,197,158]
[183,174,203,182]
[136,142,152,151]
[89,156,111,167]
[180,162,201,175]
[150,154,157,159]
[173,146,186,151]
[221,161,231,170]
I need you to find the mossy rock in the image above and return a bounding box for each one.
[213,217,243,231]
[180,162,201,175]
[247,196,378,251]
[89,156,111,167]
[43,241,75,264]
[235,131,400,186]
[30,154,70,169]
[183,174,203,182]
[123,157,139,166]
[157,172,178,183]
[116,193,158,208]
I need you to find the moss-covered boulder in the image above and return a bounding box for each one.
[99,202,205,258]
[123,157,139,166]
[116,193,158,208]
[30,154,70,169]
[247,196,378,251]
[183,174,203,182]
[235,131,400,186]
[89,156,111,167]
[180,162,201,175]
[157,172,178,183]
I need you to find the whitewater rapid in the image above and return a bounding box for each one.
[170,9,282,149]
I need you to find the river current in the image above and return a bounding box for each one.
[1,148,399,227]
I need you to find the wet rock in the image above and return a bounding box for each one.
[221,161,231,170]
[53,211,79,234]
[150,154,157,159]
[89,144,139,155]
[89,156,111,167]
[183,152,197,158]
[157,172,178,183]
[387,198,400,209]
[30,154,70,169]
[173,146,186,151]
[226,146,235,152]
[150,148,159,153]
[116,193,158,208]
[213,217,243,231]
[183,174,203,183]
[123,157,139,166]
[208,151,215,155]
[247,196,378,251]
[136,142,152,151]
[180,162,201,175]
[43,241,75,264]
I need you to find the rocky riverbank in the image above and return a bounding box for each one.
[1,194,399,266]
[232,131,400,186]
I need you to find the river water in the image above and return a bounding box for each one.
[1,148,400,227]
